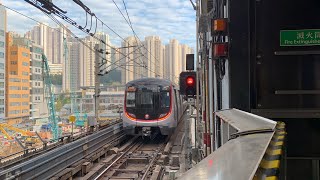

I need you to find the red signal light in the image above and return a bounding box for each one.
[213,43,228,58]
[186,76,194,86]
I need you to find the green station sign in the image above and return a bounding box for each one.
[280,29,320,46]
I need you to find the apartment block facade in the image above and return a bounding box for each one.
[5,33,30,124]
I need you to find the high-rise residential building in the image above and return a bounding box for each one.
[164,44,170,80]
[52,26,66,64]
[79,36,95,88]
[165,39,181,83]
[73,33,111,89]
[120,36,143,84]
[5,33,31,124]
[161,45,165,79]
[30,43,47,118]
[63,37,81,91]
[143,36,163,78]
[26,24,70,64]
[0,4,6,119]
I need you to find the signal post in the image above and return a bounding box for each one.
[179,54,203,170]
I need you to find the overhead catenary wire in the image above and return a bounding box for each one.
[44,11,148,76]
[112,0,179,80]
[119,0,180,81]
[23,0,157,76]
[1,4,148,78]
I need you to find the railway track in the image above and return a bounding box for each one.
[93,135,169,180]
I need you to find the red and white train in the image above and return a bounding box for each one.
[122,78,185,136]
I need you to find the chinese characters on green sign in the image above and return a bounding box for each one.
[280,29,320,46]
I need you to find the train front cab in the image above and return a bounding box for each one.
[123,83,180,136]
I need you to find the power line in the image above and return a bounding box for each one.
[44,12,148,76]
[1,4,148,79]
[113,0,179,80]
[23,0,152,75]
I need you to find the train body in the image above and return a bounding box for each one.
[122,78,185,136]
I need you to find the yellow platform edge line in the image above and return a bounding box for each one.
[260,159,280,169]
[270,141,284,146]
[266,176,278,180]
[266,148,282,156]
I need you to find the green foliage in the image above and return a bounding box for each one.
[55,93,71,111]
[100,70,121,85]
[50,74,62,85]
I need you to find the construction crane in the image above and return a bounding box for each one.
[42,54,59,141]
[0,124,33,139]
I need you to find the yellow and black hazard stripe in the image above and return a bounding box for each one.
[253,122,286,180]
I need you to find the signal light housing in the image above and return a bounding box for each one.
[179,71,197,97]
[213,19,227,32]
[213,43,228,58]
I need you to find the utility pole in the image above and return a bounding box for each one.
[92,44,100,132]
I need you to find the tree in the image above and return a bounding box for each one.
[100,70,121,85]
[50,74,62,85]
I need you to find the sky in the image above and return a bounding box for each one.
[1,0,196,49]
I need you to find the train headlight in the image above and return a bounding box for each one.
[128,113,136,118]
[159,113,168,118]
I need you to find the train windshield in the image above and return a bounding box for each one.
[160,91,170,108]
[125,85,171,119]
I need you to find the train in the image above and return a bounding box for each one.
[122,78,186,136]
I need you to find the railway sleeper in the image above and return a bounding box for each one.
[150,165,164,180]
[127,157,149,164]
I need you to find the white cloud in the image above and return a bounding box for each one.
[2,0,196,49]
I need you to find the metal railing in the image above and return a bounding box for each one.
[178,109,286,180]
[0,122,123,180]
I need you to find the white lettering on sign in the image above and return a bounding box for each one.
[297,32,304,39]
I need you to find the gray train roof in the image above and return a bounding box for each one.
[126,78,173,87]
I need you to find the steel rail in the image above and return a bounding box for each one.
[93,138,142,180]
[0,122,123,180]
[141,142,166,180]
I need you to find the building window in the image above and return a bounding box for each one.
[9,94,21,98]
[22,52,29,57]
[22,109,29,113]
[11,61,17,65]
[11,51,17,55]
[0,82,3,88]
[22,62,29,66]
[10,102,21,106]
[0,90,4,96]
[0,99,3,105]
[10,78,21,82]
[22,79,29,82]
[0,108,4,114]
[22,87,29,90]
[10,71,17,75]
[22,94,29,98]
[9,110,20,115]
[0,73,4,79]
[22,72,29,76]
[22,102,29,106]
[0,30,4,36]
[0,63,3,69]
[0,52,4,58]
[0,41,4,48]
[10,86,21,90]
